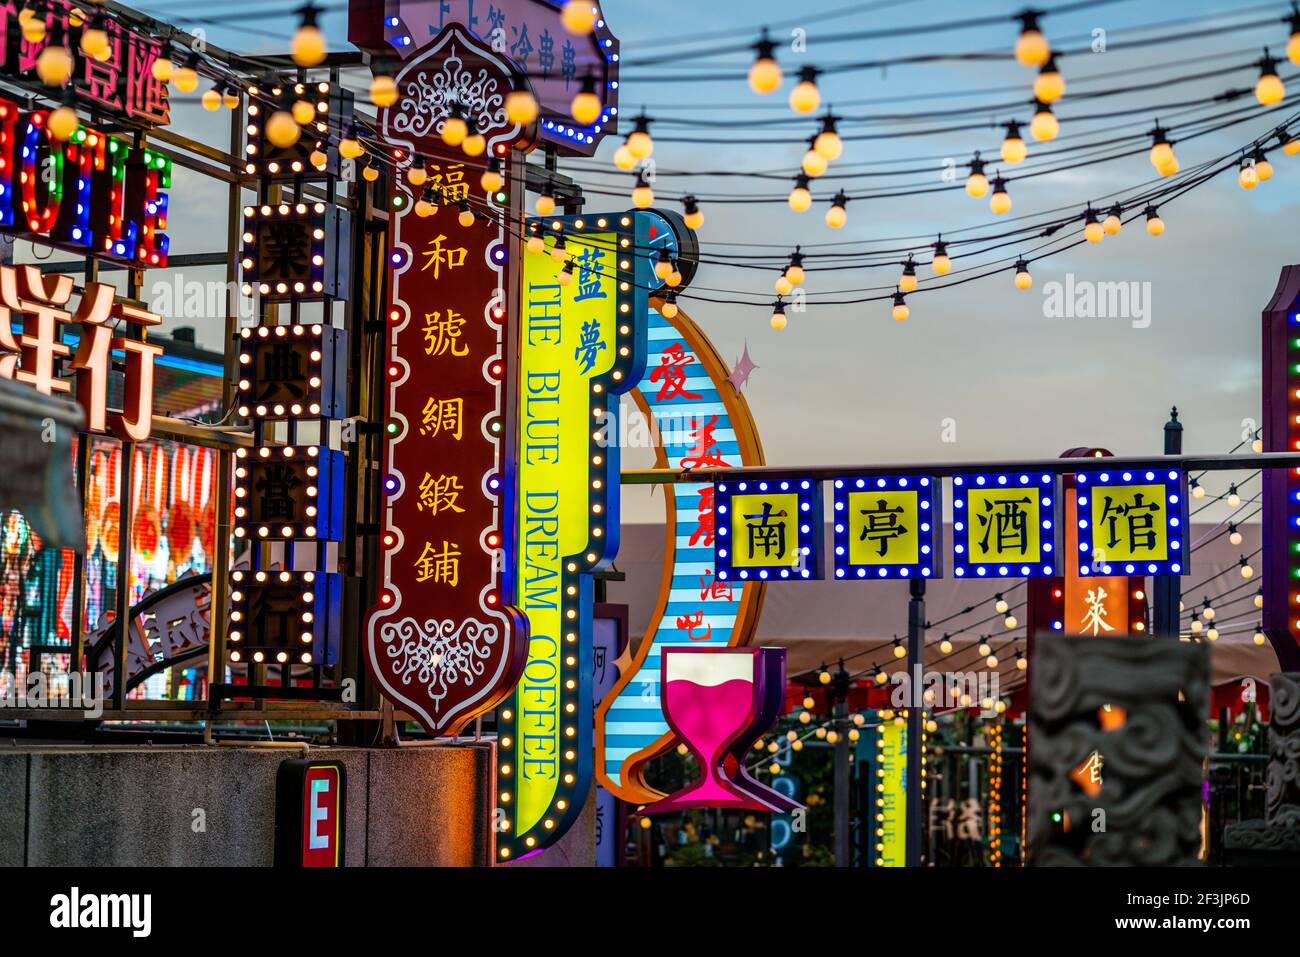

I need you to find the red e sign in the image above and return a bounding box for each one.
[275,759,346,867]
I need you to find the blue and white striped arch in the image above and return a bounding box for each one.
[595,306,765,804]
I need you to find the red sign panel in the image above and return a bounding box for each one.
[365,27,530,735]
[275,759,346,868]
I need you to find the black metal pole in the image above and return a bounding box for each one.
[831,659,851,867]
[1153,407,1184,636]
[906,578,926,867]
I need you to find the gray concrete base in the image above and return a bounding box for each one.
[0,742,494,866]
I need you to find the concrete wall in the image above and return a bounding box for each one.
[0,743,494,866]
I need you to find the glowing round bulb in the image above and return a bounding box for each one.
[505,89,539,125]
[459,207,475,227]
[1146,214,1165,237]
[1284,136,1300,156]
[48,105,79,141]
[1150,142,1175,170]
[35,45,73,86]
[265,111,301,149]
[786,264,805,286]
[990,187,1011,215]
[441,116,467,148]
[535,193,556,216]
[899,272,917,294]
[774,274,794,296]
[292,99,317,124]
[1030,109,1059,141]
[370,75,398,108]
[292,23,328,67]
[481,167,504,193]
[1257,158,1274,181]
[789,80,820,114]
[1240,165,1259,190]
[201,87,223,111]
[340,137,364,160]
[825,203,846,229]
[770,308,787,331]
[892,301,909,322]
[1034,65,1065,104]
[613,145,636,171]
[788,185,813,212]
[684,209,704,231]
[932,254,951,275]
[965,172,989,198]
[363,164,380,183]
[1084,221,1104,243]
[632,184,654,209]
[1014,266,1032,290]
[173,66,199,93]
[1004,615,1018,629]
[80,27,110,59]
[1001,136,1027,165]
[561,0,597,34]
[627,130,654,160]
[151,57,174,82]
[571,90,601,125]
[1256,73,1285,107]
[1254,630,1267,646]
[1015,29,1050,68]
[462,132,486,157]
[802,149,828,178]
[1103,212,1122,236]
[814,130,843,161]
[749,56,782,94]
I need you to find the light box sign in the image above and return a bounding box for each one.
[275,759,346,868]
[348,0,621,156]
[1074,467,1189,576]
[858,713,906,867]
[0,99,171,266]
[366,25,532,737]
[833,474,942,580]
[951,472,1058,578]
[714,476,824,582]
[496,210,649,861]
[595,303,766,806]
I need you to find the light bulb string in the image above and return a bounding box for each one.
[1192,503,1262,551]
[1179,546,1263,597]
[1182,579,1263,623]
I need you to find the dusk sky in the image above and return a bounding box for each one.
[129,0,1296,525]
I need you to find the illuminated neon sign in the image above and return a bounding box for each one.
[496,210,649,860]
[714,476,825,582]
[0,97,171,266]
[951,472,1058,578]
[1073,467,1188,576]
[833,474,942,580]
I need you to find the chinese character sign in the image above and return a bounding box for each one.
[1074,468,1189,576]
[0,263,161,441]
[715,477,824,582]
[366,26,532,739]
[498,211,649,861]
[596,304,766,806]
[833,474,942,580]
[858,714,907,867]
[951,472,1058,578]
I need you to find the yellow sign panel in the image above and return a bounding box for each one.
[876,720,907,867]
[1088,483,1167,564]
[847,490,919,566]
[728,492,800,569]
[965,487,1042,564]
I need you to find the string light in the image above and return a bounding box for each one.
[788,173,813,211]
[891,291,909,322]
[339,125,365,160]
[292,3,328,67]
[632,170,655,208]
[814,113,843,161]
[1253,147,1274,182]
[408,160,429,187]
[965,152,989,198]
[899,257,918,293]
[1255,589,1264,609]
[627,114,654,160]
[1145,205,1165,236]
[442,105,468,147]
[1014,258,1032,290]
[481,157,504,193]
[1083,205,1104,243]
[561,0,598,36]
[613,142,636,170]
[151,55,174,83]
[35,45,73,86]
[527,222,545,255]
[558,259,574,285]
[1256,49,1285,106]
[49,96,78,141]
[683,195,704,230]
[825,190,848,228]
[80,18,110,60]
[1004,614,1018,629]
[801,136,829,177]
[774,270,793,295]
[931,238,951,275]
[784,248,806,286]
[1001,120,1027,164]
[1228,484,1241,508]
[1014,10,1050,68]
[1240,556,1255,579]
[506,77,539,125]
[1229,523,1243,546]
[748,29,782,94]
[19,7,45,43]
[789,66,821,114]
[1150,125,1179,176]
[362,161,380,183]
[892,637,906,659]
[550,232,567,263]
[1033,55,1065,104]
[570,72,601,125]
[1030,101,1059,141]
[535,185,556,216]
[462,120,486,157]
[173,53,199,93]
[265,111,301,149]
[1290,7,1300,65]
[415,189,436,218]
[1103,204,1123,236]
[1240,156,1260,189]
[1016,649,1028,670]
[818,666,831,684]
[989,175,1011,214]
[939,634,953,654]
[770,298,788,330]
[202,84,223,111]
[370,75,398,108]
[661,290,680,319]
[1254,625,1267,645]
[1191,477,1205,499]
[1283,132,1300,156]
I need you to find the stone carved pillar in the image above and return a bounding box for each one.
[1028,636,1209,866]
[1266,673,1300,827]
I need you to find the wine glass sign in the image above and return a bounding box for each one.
[642,647,796,814]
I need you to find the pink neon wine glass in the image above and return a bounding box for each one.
[643,648,771,812]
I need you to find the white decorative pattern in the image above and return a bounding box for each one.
[389,46,506,142]
[379,615,500,711]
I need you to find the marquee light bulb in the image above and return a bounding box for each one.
[570,73,601,125]
[1030,102,1058,141]
[1256,51,1285,106]
[1014,259,1032,290]
[824,191,848,228]
[899,258,918,293]
[1015,11,1050,67]
[505,82,539,125]
[788,173,813,211]
[561,0,597,35]
[292,4,328,66]
[789,66,821,114]
[1144,205,1165,236]
[265,111,301,148]
[35,45,73,86]
[749,30,782,94]
[1001,121,1027,164]
[1033,56,1065,103]
[965,153,988,198]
